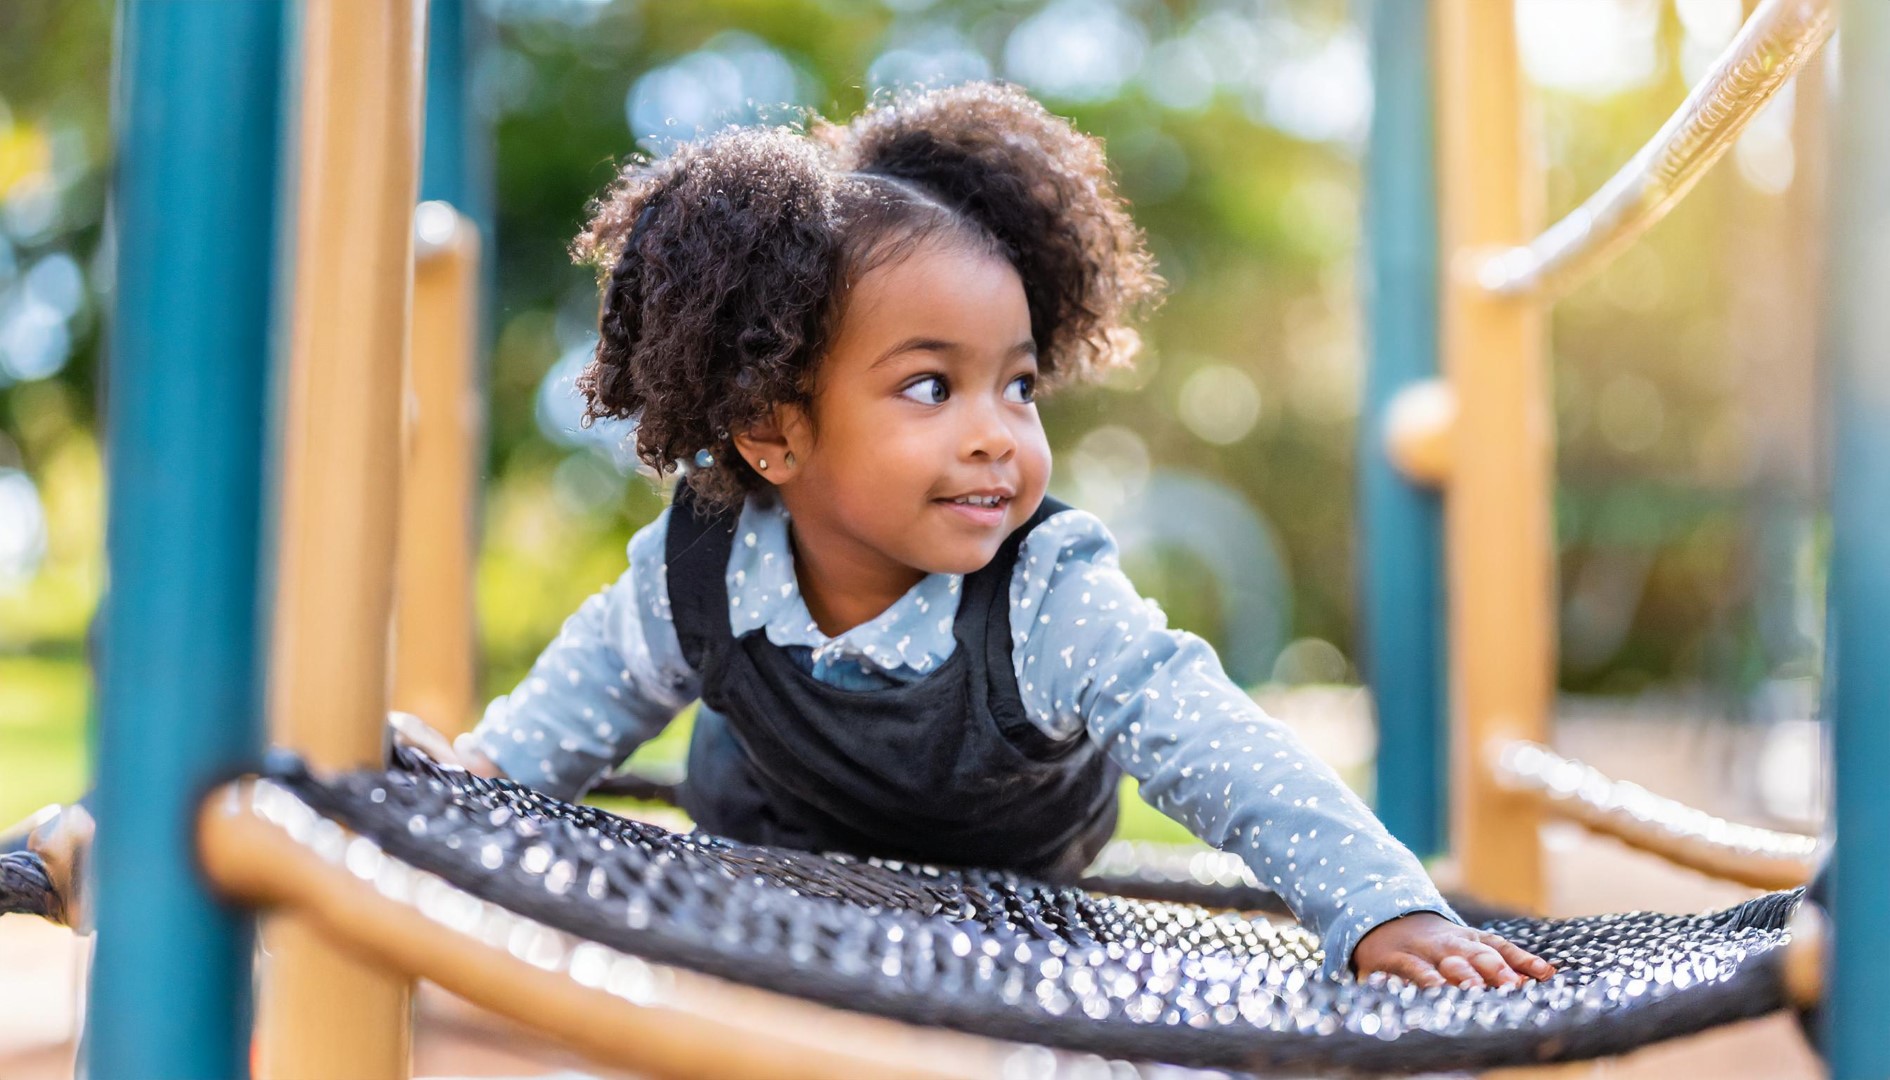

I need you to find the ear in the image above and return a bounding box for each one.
[731,403,811,486]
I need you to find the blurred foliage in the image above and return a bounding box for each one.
[0,0,1832,808]
[0,655,88,822]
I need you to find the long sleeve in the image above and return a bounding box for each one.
[468,507,701,800]
[1010,509,1461,978]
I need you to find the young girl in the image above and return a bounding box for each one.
[456,82,1552,991]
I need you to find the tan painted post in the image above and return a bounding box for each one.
[256,0,429,1074]
[392,202,483,736]
[1434,0,1550,912]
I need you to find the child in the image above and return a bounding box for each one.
[456,82,1552,990]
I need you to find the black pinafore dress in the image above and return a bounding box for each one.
[664,484,1121,880]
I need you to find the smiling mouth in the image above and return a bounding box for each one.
[938,494,1010,509]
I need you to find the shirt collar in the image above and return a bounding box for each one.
[725,495,963,673]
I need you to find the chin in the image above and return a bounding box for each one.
[923,539,1005,576]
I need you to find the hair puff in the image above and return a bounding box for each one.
[818,81,1164,389]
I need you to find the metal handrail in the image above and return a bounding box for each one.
[1477,0,1836,300]
[1491,740,1820,891]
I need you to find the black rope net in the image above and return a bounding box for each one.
[256,747,1800,1075]
[590,765,1529,930]
[0,852,61,923]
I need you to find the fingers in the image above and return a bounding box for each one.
[28,803,95,932]
[1463,941,1521,988]
[450,732,504,778]
[1436,953,1484,989]
[387,710,455,758]
[1482,931,1557,980]
[386,712,503,778]
[1434,933,1557,990]
[1359,928,1558,992]
[1380,951,1448,989]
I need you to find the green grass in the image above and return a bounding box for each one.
[1114,777,1202,845]
[0,654,90,825]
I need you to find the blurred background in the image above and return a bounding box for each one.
[0,0,1827,832]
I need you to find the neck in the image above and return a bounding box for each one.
[781,510,926,638]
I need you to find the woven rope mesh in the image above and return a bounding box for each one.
[266,747,1800,1074]
[0,852,59,922]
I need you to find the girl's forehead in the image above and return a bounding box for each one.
[842,243,1026,333]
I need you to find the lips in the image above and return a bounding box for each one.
[935,488,1015,506]
[933,490,1012,525]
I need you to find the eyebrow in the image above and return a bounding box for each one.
[869,336,1038,371]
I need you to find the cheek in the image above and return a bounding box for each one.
[819,406,931,489]
[861,417,940,474]
[1018,420,1053,482]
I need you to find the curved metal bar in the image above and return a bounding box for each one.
[197,780,1134,1080]
[1478,0,1836,299]
[1491,740,1820,891]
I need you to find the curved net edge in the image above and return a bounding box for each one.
[250,750,1802,1075]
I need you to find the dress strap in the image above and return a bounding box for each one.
[958,493,1071,754]
[663,480,740,670]
[953,492,1070,622]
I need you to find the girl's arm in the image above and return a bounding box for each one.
[465,507,701,801]
[1012,509,1461,979]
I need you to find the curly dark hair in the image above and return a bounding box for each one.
[571,80,1165,515]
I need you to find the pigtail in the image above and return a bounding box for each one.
[571,127,843,513]
[819,81,1165,387]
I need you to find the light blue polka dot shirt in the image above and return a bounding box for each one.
[472,492,1462,976]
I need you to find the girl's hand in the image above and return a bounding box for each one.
[1352,912,1556,989]
[386,711,503,778]
[13,803,95,932]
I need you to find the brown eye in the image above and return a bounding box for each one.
[899,375,948,405]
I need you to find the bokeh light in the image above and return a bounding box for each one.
[1064,424,1149,522]
[1177,364,1262,446]
[0,466,46,588]
[867,23,990,95]
[1517,0,1660,97]
[1253,28,1369,146]
[1002,0,1146,104]
[1735,83,1796,196]
[1675,0,1745,84]
[628,31,813,149]
[534,338,642,476]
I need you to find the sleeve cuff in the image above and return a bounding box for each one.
[1318,884,1465,981]
[469,705,598,802]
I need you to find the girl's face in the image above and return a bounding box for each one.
[761,238,1051,589]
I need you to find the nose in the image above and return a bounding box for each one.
[963,391,1016,462]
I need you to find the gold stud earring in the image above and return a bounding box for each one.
[758,458,769,471]
[784,451,796,469]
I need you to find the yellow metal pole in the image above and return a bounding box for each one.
[257,0,428,1075]
[1434,0,1549,911]
[392,202,483,736]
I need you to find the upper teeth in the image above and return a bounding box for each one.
[953,495,1002,507]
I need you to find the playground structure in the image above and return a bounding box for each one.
[33,0,1889,1075]
[1364,0,1838,904]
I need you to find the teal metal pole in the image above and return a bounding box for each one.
[90,3,285,1076]
[1361,0,1447,856]
[421,0,493,419]
[1824,2,1890,1073]
[420,0,486,211]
